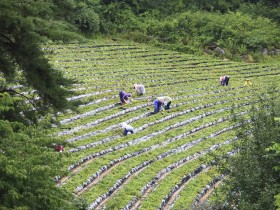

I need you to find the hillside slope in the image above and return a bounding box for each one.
[45,39,280,209]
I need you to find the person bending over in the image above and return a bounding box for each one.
[153,98,164,113]
[220,75,230,86]
[157,96,172,110]
[119,90,131,105]
[121,122,135,136]
[134,83,146,95]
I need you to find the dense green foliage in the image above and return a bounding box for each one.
[0,0,79,115]
[98,0,280,61]
[146,11,279,55]
[3,0,278,63]
[0,94,83,209]
[0,1,87,209]
[214,87,280,209]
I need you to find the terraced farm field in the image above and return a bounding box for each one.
[45,39,280,210]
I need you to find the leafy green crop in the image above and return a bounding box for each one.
[44,40,280,209]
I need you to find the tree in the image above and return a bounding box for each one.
[0,0,85,119]
[216,86,280,210]
[0,1,89,209]
[0,92,85,209]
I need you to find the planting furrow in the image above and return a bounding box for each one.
[160,164,211,210]
[65,100,241,171]
[192,174,225,207]
[56,59,272,83]
[56,103,242,187]
[66,89,114,101]
[76,118,237,194]
[60,102,249,192]
[59,86,254,139]
[158,150,236,210]
[88,132,239,210]
[57,102,153,136]
[157,160,217,210]
[72,64,273,82]
[66,90,249,150]
[42,41,280,210]
[121,134,240,210]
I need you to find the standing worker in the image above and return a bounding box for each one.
[119,90,131,105]
[157,96,172,110]
[134,83,146,95]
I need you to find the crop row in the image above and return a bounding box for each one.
[64,98,251,174]
[45,40,280,209]
[57,85,256,140]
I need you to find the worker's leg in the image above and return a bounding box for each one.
[119,91,124,103]
[165,101,171,110]
[124,129,128,136]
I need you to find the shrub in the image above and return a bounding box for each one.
[74,8,100,34]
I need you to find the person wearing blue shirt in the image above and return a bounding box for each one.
[153,98,164,113]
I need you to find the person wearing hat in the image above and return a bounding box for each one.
[220,75,230,86]
[119,90,131,105]
[121,122,135,136]
[134,83,146,95]
[157,96,172,110]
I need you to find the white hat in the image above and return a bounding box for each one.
[121,122,128,128]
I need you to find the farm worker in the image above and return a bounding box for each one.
[119,90,131,104]
[244,79,252,86]
[220,75,230,86]
[121,122,135,136]
[134,83,146,95]
[153,98,164,113]
[54,144,64,152]
[157,96,172,110]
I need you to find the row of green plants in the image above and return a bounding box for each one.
[57,91,255,171]
[60,108,249,205]
[46,41,280,209]
[2,1,279,209]
[63,105,245,189]
[119,136,238,210]
[66,90,253,152]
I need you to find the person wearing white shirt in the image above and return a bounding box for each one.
[134,83,146,95]
[157,96,172,110]
[121,122,135,136]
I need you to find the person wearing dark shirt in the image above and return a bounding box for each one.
[220,75,230,86]
[119,91,131,104]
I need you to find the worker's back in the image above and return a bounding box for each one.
[134,84,145,95]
